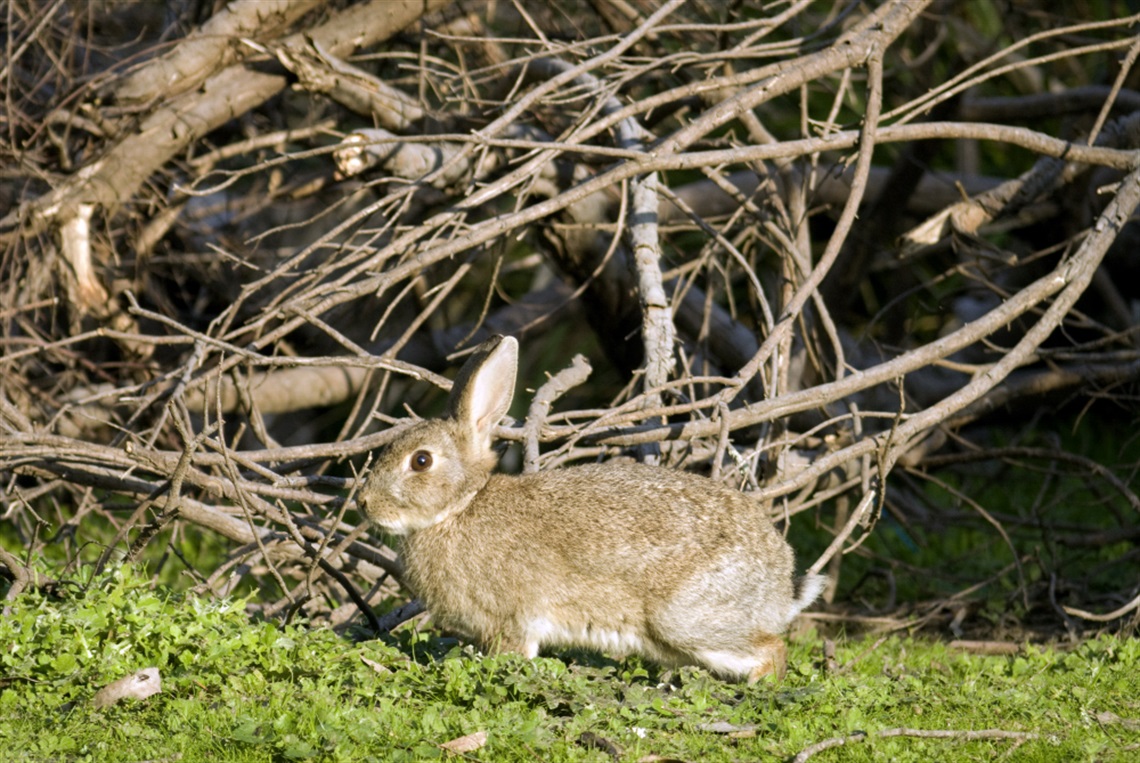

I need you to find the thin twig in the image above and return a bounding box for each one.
[791,727,1041,763]
[523,355,593,473]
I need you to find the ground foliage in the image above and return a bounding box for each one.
[1,568,1138,762]
[2,0,1139,676]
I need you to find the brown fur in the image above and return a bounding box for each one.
[360,336,824,681]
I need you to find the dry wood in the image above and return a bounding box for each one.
[1,0,1137,631]
[791,727,1040,763]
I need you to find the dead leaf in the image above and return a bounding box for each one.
[92,667,162,709]
[1096,710,1140,730]
[900,199,994,255]
[359,654,390,674]
[439,730,487,754]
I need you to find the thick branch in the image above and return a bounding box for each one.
[110,0,323,105]
[5,0,453,237]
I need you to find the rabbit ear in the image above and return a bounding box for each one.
[448,335,518,449]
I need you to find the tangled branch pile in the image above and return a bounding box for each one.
[3,0,1139,634]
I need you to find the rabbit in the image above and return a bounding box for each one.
[360,335,826,682]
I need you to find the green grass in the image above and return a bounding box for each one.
[1,567,1137,762]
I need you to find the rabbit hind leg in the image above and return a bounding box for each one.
[746,633,787,682]
[690,634,787,683]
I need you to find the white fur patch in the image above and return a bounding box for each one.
[792,574,828,615]
[374,516,416,536]
[693,649,765,678]
[526,617,647,657]
[375,490,478,535]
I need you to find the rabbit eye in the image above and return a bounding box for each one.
[410,450,433,472]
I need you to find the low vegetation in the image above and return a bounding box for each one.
[1,567,1137,762]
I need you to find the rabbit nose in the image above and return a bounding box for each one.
[357,486,376,515]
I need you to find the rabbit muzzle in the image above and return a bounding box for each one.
[359,467,479,536]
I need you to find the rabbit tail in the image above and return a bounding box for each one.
[791,573,828,616]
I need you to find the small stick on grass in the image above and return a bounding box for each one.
[792,727,1041,762]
